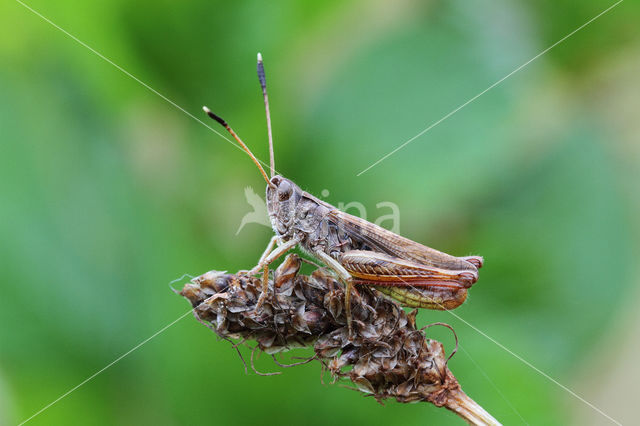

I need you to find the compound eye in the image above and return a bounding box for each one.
[278,180,293,201]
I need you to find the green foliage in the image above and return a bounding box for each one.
[0,1,637,424]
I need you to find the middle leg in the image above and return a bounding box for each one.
[312,250,355,337]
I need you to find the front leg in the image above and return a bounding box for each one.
[242,235,279,276]
[251,237,300,310]
[312,250,355,337]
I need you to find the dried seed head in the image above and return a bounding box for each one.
[179,254,499,425]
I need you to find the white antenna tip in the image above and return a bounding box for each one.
[257,52,263,63]
[202,106,211,113]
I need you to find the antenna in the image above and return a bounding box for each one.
[256,53,275,178]
[202,106,274,188]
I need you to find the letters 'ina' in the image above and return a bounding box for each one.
[203,53,483,335]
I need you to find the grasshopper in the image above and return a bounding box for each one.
[203,53,483,334]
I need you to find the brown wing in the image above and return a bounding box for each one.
[339,250,477,288]
[327,209,480,273]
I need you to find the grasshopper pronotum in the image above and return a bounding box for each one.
[203,54,483,335]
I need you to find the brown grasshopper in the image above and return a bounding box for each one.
[202,53,483,334]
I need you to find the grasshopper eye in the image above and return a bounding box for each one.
[278,180,293,201]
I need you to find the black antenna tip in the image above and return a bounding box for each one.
[202,106,227,126]
[256,53,266,89]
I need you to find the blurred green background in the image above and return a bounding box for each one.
[1,0,639,425]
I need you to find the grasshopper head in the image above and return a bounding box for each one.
[266,175,303,238]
